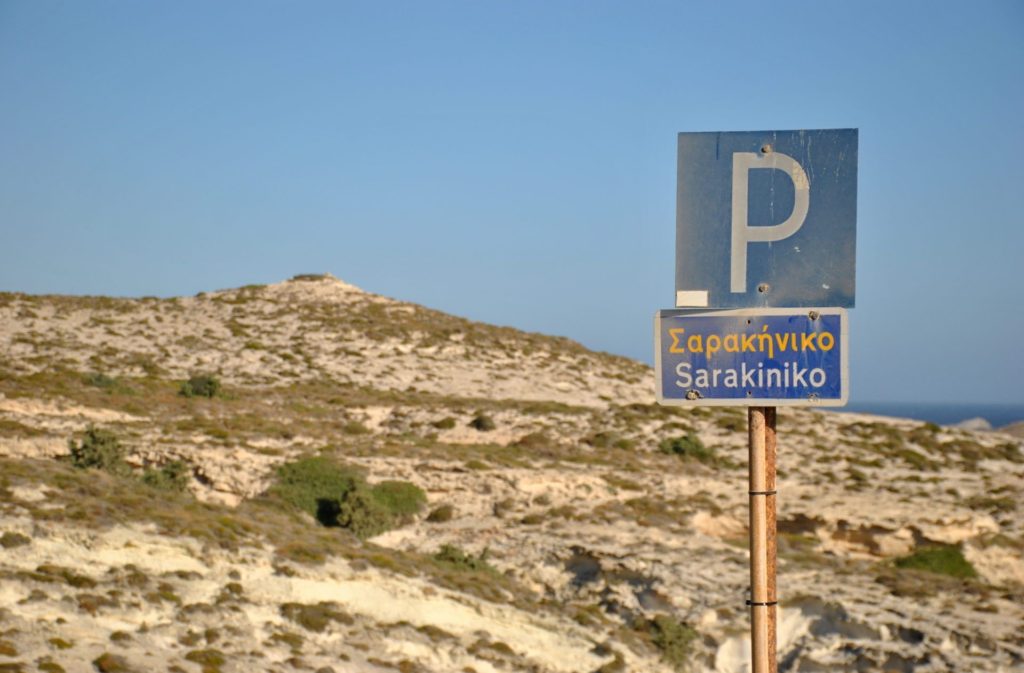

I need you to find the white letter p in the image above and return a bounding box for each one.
[731,152,810,293]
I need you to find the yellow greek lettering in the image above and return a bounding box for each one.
[775,333,791,351]
[724,334,740,352]
[818,332,834,351]
[687,334,704,353]
[741,334,757,352]
[669,328,686,353]
[706,334,722,357]
[757,333,775,358]
[800,333,817,351]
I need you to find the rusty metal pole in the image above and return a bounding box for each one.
[765,406,778,672]
[748,407,777,673]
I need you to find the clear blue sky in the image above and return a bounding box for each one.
[1,1,1022,404]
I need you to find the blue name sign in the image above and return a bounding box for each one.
[655,308,848,407]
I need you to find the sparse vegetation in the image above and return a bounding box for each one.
[468,413,496,432]
[184,648,226,673]
[647,615,697,671]
[895,544,977,579]
[0,283,1020,671]
[658,433,717,465]
[84,372,127,393]
[141,460,191,492]
[332,487,393,538]
[68,426,129,476]
[433,544,494,573]
[0,532,30,548]
[585,431,635,450]
[964,494,1016,514]
[179,374,221,399]
[370,480,427,521]
[513,431,550,449]
[342,420,370,435]
[426,504,455,523]
[92,652,132,673]
[271,457,362,522]
[280,602,353,632]
[269,456,425,538]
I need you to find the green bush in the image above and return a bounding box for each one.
[426,504,455,523]
[469,414,496,432]
[513,432,550,449]
[335,487,393,539]
[180,375,221,399]
[84,372,118,390]
[92,653,132,673]
[0,532,31,549]
[142,460,191,492]
[585,431,635,450]
[659,434,717,464]
[713,415,744,432]
[433,544,494,573]
[370,481,426,521]
[895,544,977,578]
[648,615,697,671]
[342,420,370,435]
[271,457,361,523]
[432,417,457,430]
[280,602,353,632]
[270,457,425,538]
[68,426,129,476]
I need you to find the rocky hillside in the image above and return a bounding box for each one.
[0,274,1021,673]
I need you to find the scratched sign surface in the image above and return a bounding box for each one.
[676,129,857,309]
[655,308,848,406]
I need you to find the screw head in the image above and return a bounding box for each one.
[757,283,770,294]
[760,144,773,154]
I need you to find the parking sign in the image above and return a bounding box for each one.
[675,129,857,309]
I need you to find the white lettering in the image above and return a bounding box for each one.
[675,362,692,388]
[809,368,826,387]
[731,151,811,293]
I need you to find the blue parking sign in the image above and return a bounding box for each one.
[675,129,857,309]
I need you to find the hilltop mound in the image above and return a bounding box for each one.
[0,276,1021,673]
[0,273,650,408]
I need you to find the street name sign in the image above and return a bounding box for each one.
[675,129,858,309]
[655,308,848,406]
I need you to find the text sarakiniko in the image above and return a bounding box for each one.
[674,362,828,389]
[668,325,835,360]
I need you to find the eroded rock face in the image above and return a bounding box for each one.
[0,277,1021,672]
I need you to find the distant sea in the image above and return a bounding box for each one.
[827,402,1024,429]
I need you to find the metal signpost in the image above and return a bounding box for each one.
[658,129,857,673]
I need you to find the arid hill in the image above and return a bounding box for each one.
[0,274,1021,673]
